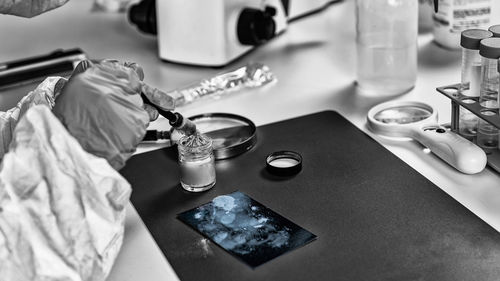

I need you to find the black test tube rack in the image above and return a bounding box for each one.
[437,84,500,173]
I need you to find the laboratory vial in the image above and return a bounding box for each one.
[177,133,216,192]
[460,29,492,97]
[478,38,500,109]
[476,110,498,153]
[488,25,500,37]
[355,0,418,97]
[458,29,492,140]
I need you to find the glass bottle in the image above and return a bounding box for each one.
[177,133,216,192]
[458,29,492,140]
[355,0,418,97]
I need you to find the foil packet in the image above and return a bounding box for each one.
[169,62,276,107]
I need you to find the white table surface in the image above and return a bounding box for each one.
[1,1,500,280]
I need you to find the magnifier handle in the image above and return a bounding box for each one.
[414,128,487,174]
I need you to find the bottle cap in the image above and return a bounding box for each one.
[479,38,500,59]
[266,151,302,176]
[461,29,493,50]
[488,25,500,37]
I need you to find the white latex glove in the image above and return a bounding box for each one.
[0,105,130,281]
[53,60,175,170]
[0,76,65,160]
[0,0,69,17]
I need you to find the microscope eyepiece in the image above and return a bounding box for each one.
[128,0,157,35]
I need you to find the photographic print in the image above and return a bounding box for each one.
[178,191,317,267]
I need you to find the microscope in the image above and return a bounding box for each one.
[129,0,287,67]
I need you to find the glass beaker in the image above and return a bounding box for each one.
[355,0,418,97]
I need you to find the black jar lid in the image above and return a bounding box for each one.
[266,151,302,177]
[488,25,500,38]
[479,38,500,59]
[461,29,493,50]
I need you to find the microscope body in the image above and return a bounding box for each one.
[156,0,287,67]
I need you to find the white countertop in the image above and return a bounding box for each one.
[1,1,500,280]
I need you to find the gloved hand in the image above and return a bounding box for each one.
[0,0,69,17]
[53,60,175,170]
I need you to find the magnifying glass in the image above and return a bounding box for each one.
[169,113,257,160]
[367,101,487,174]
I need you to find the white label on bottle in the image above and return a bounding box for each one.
[434,0,491,48]
[451,0,491,33]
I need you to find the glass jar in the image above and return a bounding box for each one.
[355,0,418,97]
[177,134,216,192]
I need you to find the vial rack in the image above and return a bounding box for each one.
[437,84,500,173]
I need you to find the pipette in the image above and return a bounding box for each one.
[141,93,197,136]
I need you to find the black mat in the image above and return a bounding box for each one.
[121,111,500,281]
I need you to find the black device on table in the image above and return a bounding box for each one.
[0,48,86,111]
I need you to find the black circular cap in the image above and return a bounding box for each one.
[460,29,492,50]
[128,0,157,35]
[266,151,302,176]
[237,6,277,46]
[489,25,500,37]
[479,38,500,59]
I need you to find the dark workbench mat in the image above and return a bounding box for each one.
[121,110,500,281]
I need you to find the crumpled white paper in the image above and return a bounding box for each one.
[0,105,131,281]
[0,76,66,160]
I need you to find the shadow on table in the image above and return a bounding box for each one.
[418,40,461,68]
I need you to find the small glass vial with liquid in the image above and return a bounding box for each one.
[177,133,216,192]
[476,39,500,152]
[458,29,492,140]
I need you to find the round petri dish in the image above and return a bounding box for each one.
[186,113,257,160]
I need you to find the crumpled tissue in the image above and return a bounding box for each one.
[0,105,131,281]
[0,76,66,160]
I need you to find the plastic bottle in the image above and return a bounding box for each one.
[458,29,492,141]
[433,0,493,49]
[355,0,418,97]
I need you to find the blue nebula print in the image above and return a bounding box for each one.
[178,191,317,267]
